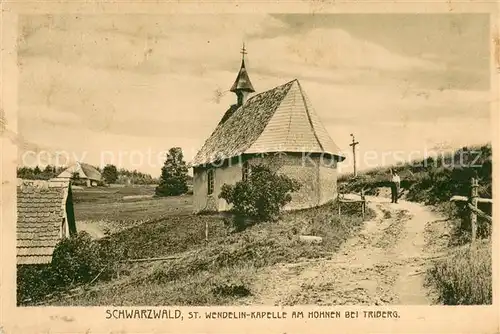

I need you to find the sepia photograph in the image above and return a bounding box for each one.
[1,7,497,330]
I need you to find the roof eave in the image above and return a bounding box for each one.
[336,154,347,162]
[192,151,346,168]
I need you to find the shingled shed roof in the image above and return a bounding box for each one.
[191,79,345,167]
[17,179,71,265]
[57,161,102,181]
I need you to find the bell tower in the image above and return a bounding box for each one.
[230,43,255,106]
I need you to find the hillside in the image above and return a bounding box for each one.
[339,144,492,206]
[36,201,373,306]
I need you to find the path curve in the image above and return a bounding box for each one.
[240,196,449,306]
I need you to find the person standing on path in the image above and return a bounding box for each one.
[390,169,401,203]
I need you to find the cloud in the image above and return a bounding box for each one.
[252,28,442,73]
[18,14,287,74]
[19,15,441,78]
[299,79,490,125]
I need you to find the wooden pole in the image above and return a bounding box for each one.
[349,134,359,178]
[120,255,180,263]
[470,177,479,243]
[361,189,365,220]
[338,200,341,217]
[205,221,209,243]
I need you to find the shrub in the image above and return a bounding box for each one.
[426,241,492,305]
[219,164,300,224]
[17,232,113,305]
[17,264,54,305]
[51,232,110,287]
[211,283,251,298]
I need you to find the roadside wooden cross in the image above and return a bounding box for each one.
[349,134,359,177]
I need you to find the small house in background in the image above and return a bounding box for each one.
[56,161,102,187]
[17,178,76,265]
[191,46,345,213]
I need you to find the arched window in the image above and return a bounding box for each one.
[207,169,214,195]
[242,161,250,181]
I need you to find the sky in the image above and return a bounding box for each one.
[17,14,492,176]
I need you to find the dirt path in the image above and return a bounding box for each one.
[240,196,449,306]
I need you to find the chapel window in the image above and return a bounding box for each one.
[207,169,214,195]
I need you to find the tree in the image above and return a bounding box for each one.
[42,165,55,180]
[102,164,118,184]
[219,164,301,225]
[155,147,189,196]
[17,167,34,179]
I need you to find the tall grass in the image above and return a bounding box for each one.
[426,240,492,305]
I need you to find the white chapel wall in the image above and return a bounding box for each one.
[192,162,243,213]
[193,154,339,213]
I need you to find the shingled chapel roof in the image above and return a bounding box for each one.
[191,79,345,167]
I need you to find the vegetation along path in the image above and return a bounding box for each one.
[240,195,449,306]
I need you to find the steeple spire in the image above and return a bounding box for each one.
[230,42,255,106]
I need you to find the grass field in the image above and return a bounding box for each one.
[74,185,191,220]
[73,184,157,203]
[72,185,192,236]
[74,195,192,222]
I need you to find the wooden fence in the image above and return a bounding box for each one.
[450,177,493,243]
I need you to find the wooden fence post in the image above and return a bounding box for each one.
[470,177,479,243]
[205,221,209,243]
[361,189,365,220]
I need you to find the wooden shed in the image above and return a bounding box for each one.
[17,179,76,265]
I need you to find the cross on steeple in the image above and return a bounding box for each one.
[240,42,247,60]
